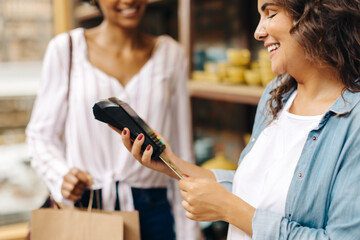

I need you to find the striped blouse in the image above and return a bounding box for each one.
[26,28,199,239]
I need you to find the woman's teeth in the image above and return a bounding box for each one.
[267,44,280,53]
[121,8,137,15]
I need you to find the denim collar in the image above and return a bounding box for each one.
[279,77,360,116]
[328,78,360,115]
[276,77,360,130]
[328,89,360,115]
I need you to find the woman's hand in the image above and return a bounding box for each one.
[111,125,216,180]
[61,168,92,201]
[179,175,256,236]
[178,176,232,222]
[118,127,178,177]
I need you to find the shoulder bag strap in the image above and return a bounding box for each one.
[61,33,72,146]
[67,33,73,100]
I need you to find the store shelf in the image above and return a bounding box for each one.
[188,80,264,105]
[0,222,28,240]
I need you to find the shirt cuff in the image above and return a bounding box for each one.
[48,173,72,206]
[252,209,283,240]
[211,169,235,192]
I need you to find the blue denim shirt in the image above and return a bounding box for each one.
[213,78,360,239]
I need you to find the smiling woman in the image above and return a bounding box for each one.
[255,1,303,77]
[25,0,200,239]
[116,0,360,239]
[259,0,360,118]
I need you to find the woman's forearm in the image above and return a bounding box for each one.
[223,193,256,237]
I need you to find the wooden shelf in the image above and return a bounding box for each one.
[188,80,264,105]
[0,222,28,240]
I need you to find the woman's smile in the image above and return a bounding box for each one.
[266,43,280,59]
[115,6,141,18]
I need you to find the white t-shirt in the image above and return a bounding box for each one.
[228,91,323,239]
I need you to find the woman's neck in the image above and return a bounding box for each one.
[87,21,146,54]
[289,64,345,115]
[291,60,344,100]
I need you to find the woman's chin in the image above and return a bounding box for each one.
[115,21,141,30]
[271,66,285,76]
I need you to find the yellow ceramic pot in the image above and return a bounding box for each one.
[244,70,261,86]
[227,48,251,66]
[201,152,237,170]
[225,66,245,84]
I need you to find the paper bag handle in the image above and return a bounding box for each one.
[49,189,98,212]
[88,189,94,212]
[86,188,101,212]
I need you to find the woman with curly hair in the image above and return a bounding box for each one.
[117,0,360,239]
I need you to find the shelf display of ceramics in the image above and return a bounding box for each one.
[201,152,237,170]
[191,47,276,88]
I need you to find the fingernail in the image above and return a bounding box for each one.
[146,145,151,151]
[183,174,189,178]
[137,134,143,141]
[122,129,127,135]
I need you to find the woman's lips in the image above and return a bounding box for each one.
[267,43,280,59]
[116,7,140,17]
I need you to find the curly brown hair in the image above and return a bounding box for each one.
[267,0,360,119]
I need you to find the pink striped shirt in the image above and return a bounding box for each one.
[26,28,199,239]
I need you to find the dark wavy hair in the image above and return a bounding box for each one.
[267,0,360,119]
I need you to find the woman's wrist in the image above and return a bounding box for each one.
[223,193,256,236]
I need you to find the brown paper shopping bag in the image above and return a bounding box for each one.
[31,208,124,240]
[30,190,140,240]
[82,208,141,240]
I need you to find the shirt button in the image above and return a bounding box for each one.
[312,136,317,141]
[298,173,303,178]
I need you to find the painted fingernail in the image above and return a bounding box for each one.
[146,145,151,151]
[137,134,143,141]
[122,129,127,135]
[183,174,189,178]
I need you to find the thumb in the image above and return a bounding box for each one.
[183,174,190,178]
[77,170,93,187]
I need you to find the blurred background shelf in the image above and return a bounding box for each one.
[0,0,53,61]
[0,222,28,240]
[188,81,264,105]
